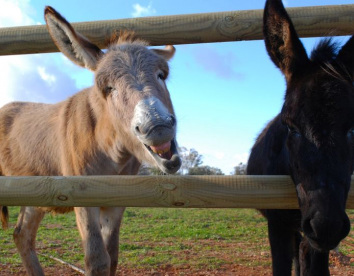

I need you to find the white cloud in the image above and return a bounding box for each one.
[0,1,83,107]
[0,55,32,105]
[131,3,156,18]
[190,45,244,80]
[37,66,56,86]
[0,54,79,106]
[0,0,36,106]
[0,0,34,27]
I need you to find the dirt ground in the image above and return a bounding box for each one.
[1,251,353,276]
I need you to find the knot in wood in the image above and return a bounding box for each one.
[225,16,234,22]
[173,201,184,207]
[57,195,68,201]
[161,183,176,191]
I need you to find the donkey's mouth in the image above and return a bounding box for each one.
[150,141,173,160]
[306,237,339,252]
[145,139,181,174]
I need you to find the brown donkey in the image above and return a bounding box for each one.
[0,6,181,276]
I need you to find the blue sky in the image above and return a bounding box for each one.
[0,0,352,174]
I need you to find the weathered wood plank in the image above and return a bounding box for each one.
[0,4,353,56]
[0,175,353,209]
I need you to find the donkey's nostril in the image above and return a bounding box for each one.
[302,217,315,238]
[303,219,311,233]
[135,125,141,134]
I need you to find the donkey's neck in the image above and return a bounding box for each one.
[59,88,139,175]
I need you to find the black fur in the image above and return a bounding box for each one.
[247,0,354,275]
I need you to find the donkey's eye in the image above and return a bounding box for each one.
[347,128,354,140]
[287,125,301,137]
[104,86,114,95]
[157,72,166,80]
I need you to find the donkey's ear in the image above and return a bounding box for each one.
[152,45,176,61]
[263,0,309,82]
[44,6,103,71]
[336,35,354,81]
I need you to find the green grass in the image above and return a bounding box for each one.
[0,207,353,273]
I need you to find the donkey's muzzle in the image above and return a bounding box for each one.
[302,209,350,251]
[132,97,176,142]
[132,96,181,174]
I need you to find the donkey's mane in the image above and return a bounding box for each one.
[105,30,149,48]
[310,38,350,81]
[310,38,339,63]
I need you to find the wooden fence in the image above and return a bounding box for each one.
[0,4,353,209]
[0,175,353,209]
[0,4,353,55]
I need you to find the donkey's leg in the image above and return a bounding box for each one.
[75,207,110,276]
[100,207,125,276]
[13,206,45,276]
[267,211,296,276]
[299,237,330,276]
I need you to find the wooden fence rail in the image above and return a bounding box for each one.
[0,175,353,209]
[0,4,353,56]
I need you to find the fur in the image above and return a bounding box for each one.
[3,6,179,276]
[247,1,354,275]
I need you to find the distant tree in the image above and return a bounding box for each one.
[179,147,203,175]
[188,165,224,175]
[233,162,247,175]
